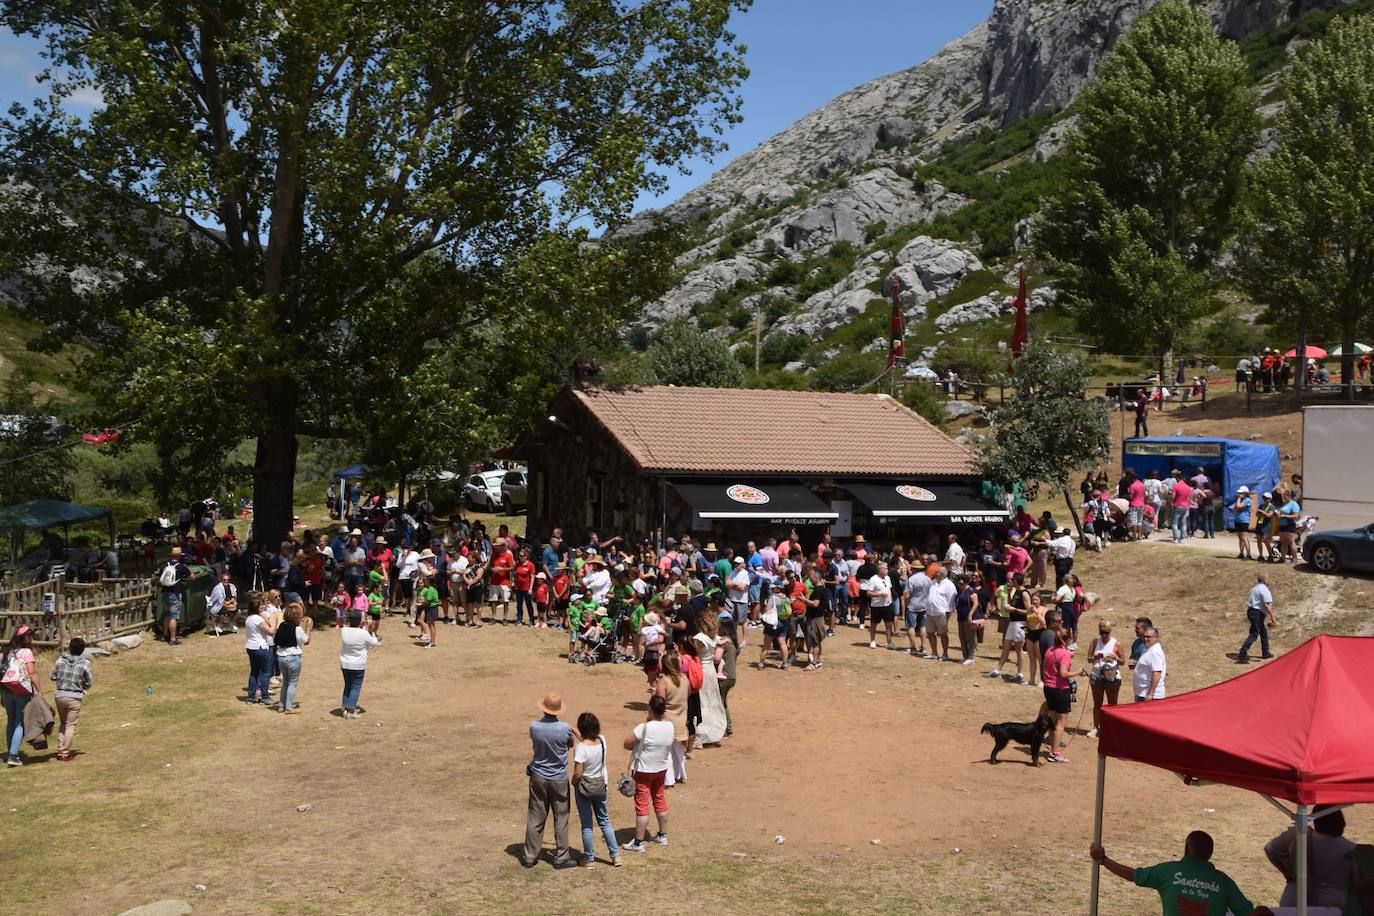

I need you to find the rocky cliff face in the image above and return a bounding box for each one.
[629,0,1361,365]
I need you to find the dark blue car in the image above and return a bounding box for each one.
[1303,522,1374,574]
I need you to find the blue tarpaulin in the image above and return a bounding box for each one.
[1121,437,1281,529]
[332,464,367,479]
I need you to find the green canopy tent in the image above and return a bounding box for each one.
[0,499,116,568]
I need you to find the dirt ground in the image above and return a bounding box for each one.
[5,535,1372,915]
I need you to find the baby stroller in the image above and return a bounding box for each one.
[577,604,628,667]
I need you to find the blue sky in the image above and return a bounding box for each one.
[0,2,991,212]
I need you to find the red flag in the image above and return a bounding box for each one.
[1010,265,1029,361]
[886,276,906,370]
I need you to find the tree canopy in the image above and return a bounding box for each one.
[1038,0,1258,376]
[0,0,749,541]
[1237,13,1374,400]
[643,317,746,388]
[981,341,1110,529]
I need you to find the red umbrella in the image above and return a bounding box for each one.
[1285,345,1327,359]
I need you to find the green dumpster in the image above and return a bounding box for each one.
[153,564,215,632]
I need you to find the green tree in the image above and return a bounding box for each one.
[1237,13,1374,402]
[644,317,746,388]
[980,341,1110,534]
[1038,0,1258,378]
[0,0,749,542]
[0,367,73,505]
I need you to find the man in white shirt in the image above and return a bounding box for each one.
[943,534,966,575]
[925,567,958,661]
[904,562,931,657]
[1050,528,1076,586]
[726,557,751,627]
[1133,627,1167,701]
[865,561,895,650]
[581,558,612,603]
[396,545,420,621]
[1237,572,1276,663]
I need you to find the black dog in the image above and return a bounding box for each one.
[981,715,1053,766]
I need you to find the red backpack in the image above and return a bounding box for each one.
[682,654,704,692]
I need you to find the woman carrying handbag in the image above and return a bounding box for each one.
[621,694,674,853]
[571,712,620,868]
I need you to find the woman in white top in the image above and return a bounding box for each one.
[243,596,277,705]
[272,601,312,714]
[622,694,674,853]
[1083,617,1126,737]
[338,610,380,718]
[571,712,620,868]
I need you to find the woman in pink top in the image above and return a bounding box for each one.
[1040,629,1075,763]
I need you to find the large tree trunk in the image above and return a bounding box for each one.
[1343,317,1356,403]
[1063,488,1085,540]
[252,393,299,547]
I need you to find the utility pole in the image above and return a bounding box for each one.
[754,307,762,373]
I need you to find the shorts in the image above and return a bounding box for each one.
[869,604,895,623]
[633,769,668,817]
[303,582,322,602]
[1232,523,1249,534]
[1127,507,1143,526]
[423,606,438,622]
[747,582,762,605]
[925,613,948,637]
[806,617,826,649]
[763,622,785,639]
[400,578,415,601]
[1044,685,1072,714]
[1004,621,1026,643]
[1026,628,1045,648]
[368,608,382,620]
[905,607,926,630]
[487,584,511,603]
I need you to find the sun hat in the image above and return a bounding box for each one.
[586,555,605,567]
[375,535,387,545]
[170,547,182,557]
[854,535,866,544]
[419,548,435,560]
[539,691,564,716]
[350,528,362,536]
[704,542,718,551]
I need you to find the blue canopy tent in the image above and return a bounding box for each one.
[1122,437,1281,529]
[332,465,368,519]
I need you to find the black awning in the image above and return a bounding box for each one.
[670,480,837,523]
[841,481,1009,524]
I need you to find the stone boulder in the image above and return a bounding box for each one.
[894,236,982,298]
[935,294,1005,331]
[112,633,144,651]
[944,401,984,420]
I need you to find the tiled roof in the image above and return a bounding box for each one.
[571,386,979,477]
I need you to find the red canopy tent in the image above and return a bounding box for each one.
[1090,635,1374,915]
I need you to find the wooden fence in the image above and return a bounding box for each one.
[0,576,153,648]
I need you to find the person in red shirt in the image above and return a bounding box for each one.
[1126,470,1147,540]
[300,544,326,611]
[533,572,550,629]
[1004,541,1030,579]
[513,547,537,627]
[368,537,393,587]
[552,564,571,630]
[489,538,516,624]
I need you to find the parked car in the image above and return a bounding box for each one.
[1303,522,1374,574]
[500,469,528,514]
[463,471,506,511]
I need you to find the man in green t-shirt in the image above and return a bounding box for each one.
[1092,833,1272,916]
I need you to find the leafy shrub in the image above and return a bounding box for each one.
[899,379,949,430]
[759,332,809,366]
[727,306,753,330]
[628,325,653,351]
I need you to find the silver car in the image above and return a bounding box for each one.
[463,471,506,511]
[500,469,528,514]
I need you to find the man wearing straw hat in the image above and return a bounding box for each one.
[522,690,578,869]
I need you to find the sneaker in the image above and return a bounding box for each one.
[169,639,182,646]
[1012,673,1025,683]
[1261,653,1275,659]
[582,858,595,869]
[6,755,21,767]
[1235,654,1250,663]
[868,641,877,649]
[983,670,1002,679]
[926,653,942,661]
[230,626,239,633]
[624,839,646,853]
[906,648,917,656]
[651,833,668,846]
[1087,728,1099,738]
[553,859,579,870]
[885,641,896,650]
[1047,752,1068,764]
[753,662,765,670]
[825,628,834,638]
[940,655,952,662]
[611,855,623,867]
[1068,643,1078,652]
[961,658,975,666]
[423,643,435,650]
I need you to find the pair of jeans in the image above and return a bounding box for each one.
[575,789,619,862]
[1239,608,1270,657]
[246,647,273,701]
[514,589,535,624]
[277,654,302,709]
[1134,414,1148,437]
[1171,510,1188,542]
[3,690,31,757]
[1202,509,1216,538]
[341,667,365,710]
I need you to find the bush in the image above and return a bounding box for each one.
[809,352,887,391]
[727,306,753,330]
[628,325,653,351]
[864,220,888,244]
[899,379,948,430]
[645,318,747,388]
[766,259,801,285]
[759,332,809,366]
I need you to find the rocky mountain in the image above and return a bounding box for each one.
[627,0,1360,382]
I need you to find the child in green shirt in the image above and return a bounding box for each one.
[366,588,384,636]
[416,576,440,650]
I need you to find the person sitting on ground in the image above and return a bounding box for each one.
[1092,831,1272,916]
[1264,809,1356,909]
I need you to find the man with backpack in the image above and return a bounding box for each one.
[157,547,193,645]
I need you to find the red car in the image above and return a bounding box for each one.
[82,427,120,445]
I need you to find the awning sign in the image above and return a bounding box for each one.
[726,484,770,505]
[895,485,937,502]
[1124,441,1223,458]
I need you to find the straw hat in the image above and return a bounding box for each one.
[539,691,564,716]
[375,535,387,545]
[704,542,718,552]
[586,555,606,567]
[853,535,866,544]
[170,547,182,557]
[419,548,435,560]
[350,528,362,536]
